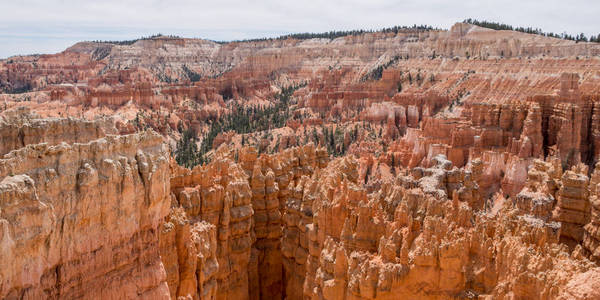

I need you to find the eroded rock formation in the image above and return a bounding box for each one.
[0,129,171,299]
[2,21,600,300]
[1,109,600,299]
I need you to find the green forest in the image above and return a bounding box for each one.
[175,85,300,167]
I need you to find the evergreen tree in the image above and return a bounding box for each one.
[312,128,319,145]
[174,129,200,168]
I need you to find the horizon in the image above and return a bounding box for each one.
[1,0,598,59]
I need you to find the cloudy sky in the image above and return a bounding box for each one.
[1,0,598,58]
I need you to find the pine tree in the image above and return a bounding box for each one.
[175,129,200,168]
[329,127,335,153]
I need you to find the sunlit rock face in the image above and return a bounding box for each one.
[2,22,600,300]
[165,150,599,300]
[0,115,599,300]
[0,128,171,299]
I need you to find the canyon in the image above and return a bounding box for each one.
[1,22,600,299]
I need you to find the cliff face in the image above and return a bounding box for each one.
[164,157,253,300]
[2,23,600,132]
[584,164,600,262]
[156,144,600,300]
[296,155,592,299]
[160,148,598,300]
[0,113,599,299]
[2,24,600,171]
[4,23,599,93]
[157,144,328,300]
[0,107,117,156]
[0,129,171,299]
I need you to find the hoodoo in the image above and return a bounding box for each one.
[1,19,600,299]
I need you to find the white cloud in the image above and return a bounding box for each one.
[1,0,598,58]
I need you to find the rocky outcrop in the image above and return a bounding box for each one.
[3,22,600,300]
[0,130,171,299]
[158,144,328,300]
[159,208,218,299]
[515,159,561,220]
[0,107,117,156]
[238,144,328,300]
[584,163,600,262]
[3,23,600,133]
[291,154,595,299]
[245,149,285,300]
[552,165,591,247]
[167,156,254,300]
[1,118,599,299]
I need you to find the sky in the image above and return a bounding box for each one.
[1,0,598,59]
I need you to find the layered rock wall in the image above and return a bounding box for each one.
[166,156,254,300]
[552,167,591,246]
[0,107,117,156]
[2,22,600,298]
[1,121,599,299]
[159,144,328,300]
[0,130,171,299]
[584,163,600,262]
[287,155,597,299]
